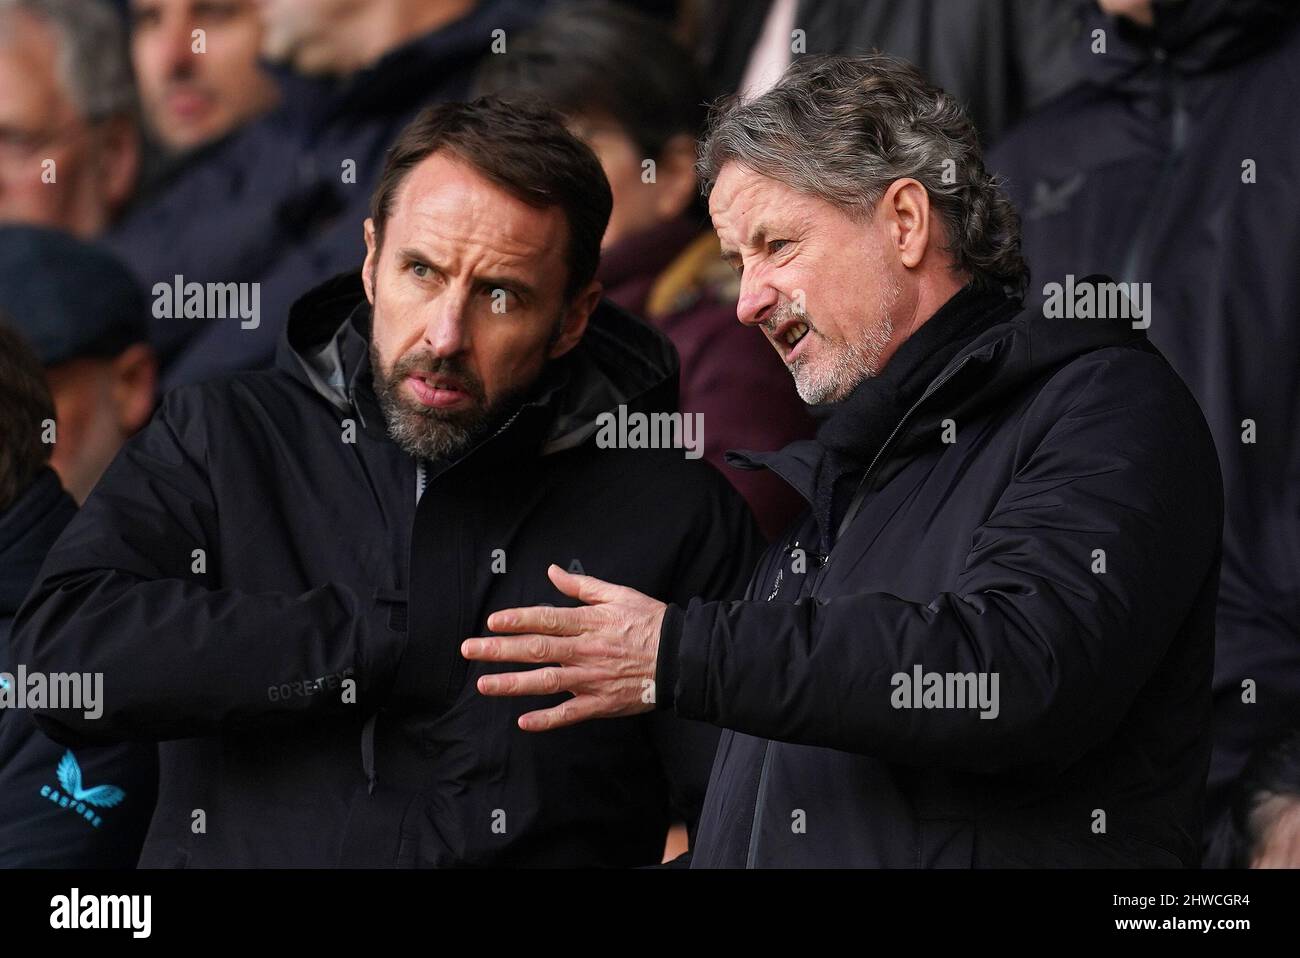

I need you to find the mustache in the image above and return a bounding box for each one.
[762,299,814,338]
[387,351,486,402]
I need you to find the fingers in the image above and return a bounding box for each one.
[485,602,585,636]
[476,667,575,697]
[516,694,608,732]
[546,563,623,605]
[461,634,577,664]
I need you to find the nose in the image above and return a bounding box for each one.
[422,294,471,359]
[163,17,197,75]
[735,267,779,328]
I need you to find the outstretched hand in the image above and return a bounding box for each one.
[461,564,667,731]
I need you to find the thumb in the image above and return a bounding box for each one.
[547,563,622,605]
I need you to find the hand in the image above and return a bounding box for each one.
[461,564,667,731]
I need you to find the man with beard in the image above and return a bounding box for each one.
[14,98,759,867]
[463,55,1225,867]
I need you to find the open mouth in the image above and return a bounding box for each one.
[770,317,813,362]
[782,322,811,348]
[406,373,472,409]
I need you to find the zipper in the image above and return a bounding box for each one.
[1119,51,1186,285]
[743,354,974,866]
[745,740,774,868]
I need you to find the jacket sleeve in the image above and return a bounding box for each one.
[646,465,765,844]
[662,353,1224,774]
[11,391,408,745]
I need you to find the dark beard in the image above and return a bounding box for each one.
[370,338,525,463]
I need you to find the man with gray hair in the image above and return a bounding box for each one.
[464,54,1226,867]
[0,0,140,237]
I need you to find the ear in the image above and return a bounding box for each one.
[97,115,141,217]
[651,133,700,222]
[548,280,602,360]
[109,342,158,434]
[880,177,932,270]
[361,218,378,303]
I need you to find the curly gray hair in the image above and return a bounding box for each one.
[698,54,1028,296]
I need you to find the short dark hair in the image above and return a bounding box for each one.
[0,321,56,512]
[472,1,706,160]
[369,96,612,300]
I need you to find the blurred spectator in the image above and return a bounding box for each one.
[129,0,279,157]
[0,0,140,236]
[108,0,535,392]
[988,0,1300,851]
[1205,729,1300,868]
[681,0,1083,144]
[476,1,814,540]
[0,226,157,504]
[0,320,157,867]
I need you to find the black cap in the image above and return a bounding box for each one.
[0,225,148,367]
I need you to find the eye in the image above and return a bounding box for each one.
[410,262,430,279]
[483,286,521,309]
[768,239,792,255]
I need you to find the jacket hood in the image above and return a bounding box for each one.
[1079,0,1299,87]
[730,277,1154,502]
[277,271,681,456]
[0,469,75,619]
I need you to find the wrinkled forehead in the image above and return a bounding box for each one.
[709,163,817,242]
[387,153,569,271]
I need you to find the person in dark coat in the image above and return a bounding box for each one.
[0,226,158,505]
[14,99,759,867]
[474,2,814,541]
[464,55,1224,868]
[107,0,536,392]
[0,323,157,867]
[987,0,1300,852]
[683,0,1084,143]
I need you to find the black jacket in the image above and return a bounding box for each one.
[14,273,761,867]
[108,0,536,391]
[988,0,1300,839]
[0,470,157,867]
[657,286,1224,867]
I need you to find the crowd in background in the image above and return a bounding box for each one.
[0,0,1296,868]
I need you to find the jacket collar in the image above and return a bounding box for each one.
[729,275,1151,531]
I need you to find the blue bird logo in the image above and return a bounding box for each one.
[56,751,126,808]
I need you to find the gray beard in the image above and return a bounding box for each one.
[776,275,902,405]
[370,339,514,462]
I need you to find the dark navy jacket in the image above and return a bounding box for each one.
[0,469,157,867]
[657,289,1223,867]
[108,0,536,392]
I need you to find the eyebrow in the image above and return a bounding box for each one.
[719,222,774,266]
[396,247,537,300]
